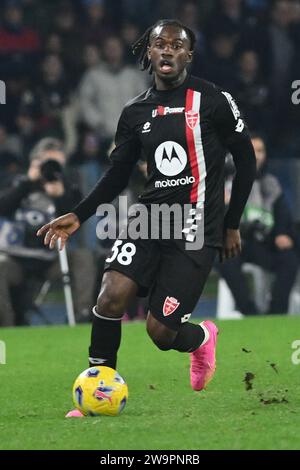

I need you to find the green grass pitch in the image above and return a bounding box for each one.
[0,316,300,450]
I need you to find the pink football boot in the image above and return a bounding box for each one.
[65,409,84,418]
[190,320,218,391]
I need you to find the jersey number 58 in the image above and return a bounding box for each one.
[105,240,136,266]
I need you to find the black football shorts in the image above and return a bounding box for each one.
[104,231,217,330]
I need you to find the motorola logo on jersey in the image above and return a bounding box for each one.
[155,141,187,176]
[155,176,195,188]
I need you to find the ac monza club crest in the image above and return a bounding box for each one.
[185,109,199,130]
[163,296,180,316]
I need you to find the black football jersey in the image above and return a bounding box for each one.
[110,74,248,247]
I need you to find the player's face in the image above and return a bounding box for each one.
[148,25,193,85]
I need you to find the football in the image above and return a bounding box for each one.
[72,366,128,416]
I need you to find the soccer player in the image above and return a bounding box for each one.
[37,19,256,417]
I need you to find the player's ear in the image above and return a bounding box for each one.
[187,50,193,64]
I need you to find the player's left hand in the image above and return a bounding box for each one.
[222,228,241,261]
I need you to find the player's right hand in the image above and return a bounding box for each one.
[36,212,80,250]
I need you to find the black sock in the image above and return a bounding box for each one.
[171,323,205,353]
[89,307,122,369]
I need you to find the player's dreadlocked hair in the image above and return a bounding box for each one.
[132,19,196,74]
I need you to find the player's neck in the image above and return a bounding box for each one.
[154,70,187,91]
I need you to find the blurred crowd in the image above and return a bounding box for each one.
[0,0,300,325]
[1,0,300,168]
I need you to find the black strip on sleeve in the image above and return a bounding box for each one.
[72,159,135,224]
[224,135,257,230]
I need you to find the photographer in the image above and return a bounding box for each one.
[218,134,299,315]
[0,138,96,326]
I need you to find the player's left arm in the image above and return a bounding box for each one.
[212,90,256,259]
[37,106,141,249]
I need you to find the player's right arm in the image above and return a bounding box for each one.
[37,106,141,249]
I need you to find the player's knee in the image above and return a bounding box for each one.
[149,331,173,351]
[146,320,175,351]
[96,292,125,319]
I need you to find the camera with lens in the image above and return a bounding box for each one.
[40,159,64,182]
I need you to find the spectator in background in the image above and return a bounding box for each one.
[0,152,21,188]
[0,137,96,326]
[20,0,51,30]
[241,1,296,127]
[218,134,299,315]
[18,54,70,143]
[80,0,115,45]
[70,127,109,251]
[262,0,298,148]
[0,124,22,164]
[177,1,206,69]
[15,107,41,163]
[234,50,270,134]
[208,0,249,33]
[0,0,41,79]
[0,124,22,187]
[268,0,295,99]
[0,122,23,189]
[284,0,300,144]
[79,35,147,150]
[52,2,83,84]
[120,22,141,65]
[37,54,69,131]
[245,0,269,13]
[198,25,238,92]
[177,1,203,42]
[121,0,159,29]
[290,0,300,77]
[82,43,101,72]
[205,0,250,57]
[0,75,26,133]
[43,32,63,57]
[71,127,104,168]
